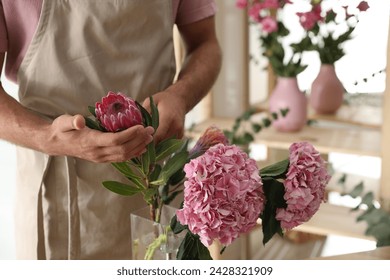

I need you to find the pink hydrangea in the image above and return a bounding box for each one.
[95,91,142,132]
[276,142,331,230]
[176,144,265,247]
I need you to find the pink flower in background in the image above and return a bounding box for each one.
[189,126,229,157]
[275,142,331,230]
[296,4,323,31]
[261,16,278,33]
[357,1,369,12]
[236,0,248,9]
[95,91,142,132]
[177,144,265,247]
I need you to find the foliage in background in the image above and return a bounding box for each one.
[339,174,390,247]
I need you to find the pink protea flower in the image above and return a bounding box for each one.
[275,142,331,230]
[177,144,265,247]
[189,126,229,157]
[95,91,142,132]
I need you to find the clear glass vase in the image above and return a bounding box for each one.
[130,205,184,260]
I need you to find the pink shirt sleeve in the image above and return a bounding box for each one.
[175,0,217,26]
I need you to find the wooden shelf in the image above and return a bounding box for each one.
[188,117,381,157]
[293,203,373,241]
[253,93,383,130]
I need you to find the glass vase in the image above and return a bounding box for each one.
[130,205,184,260]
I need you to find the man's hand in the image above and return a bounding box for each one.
[45,114,154,162]
[142,92,186,144]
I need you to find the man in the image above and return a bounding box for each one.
[0,0,221,259]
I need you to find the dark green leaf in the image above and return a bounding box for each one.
[260,159,289,179]
[361,192,375,207]
[149,96,159,132]
[88,105,96,117]
[164,190,183,205]
[176,232,212,260]
[149,164,162,182]
[151,151,189,186]
[251,123,262,133]
[170,214,187,234]
[260,178,286,245]
[102,181,141,196]
[136,101,152,127]
[155,138,185,162]
[84,117,103,131]
[111,162,145,189]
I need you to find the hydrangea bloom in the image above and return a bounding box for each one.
[276,142,331,230]
[95,91,142,132]
[177,144,265,247]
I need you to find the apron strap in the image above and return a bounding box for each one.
[65,157,81,259]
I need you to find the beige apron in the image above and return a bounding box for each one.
[14,0,176,260]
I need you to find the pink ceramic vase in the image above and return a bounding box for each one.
[269,77,308,132]
[309,64,344,114]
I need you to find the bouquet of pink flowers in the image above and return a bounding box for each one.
[87,91,331,260]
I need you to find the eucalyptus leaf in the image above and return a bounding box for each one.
[349,181,364,198]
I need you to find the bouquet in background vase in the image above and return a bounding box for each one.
[236,0,320,132]
[237,0,315,77]
[87,91,331,260]
[297,0,370,114]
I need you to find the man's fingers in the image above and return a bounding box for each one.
[72,115,86,130]
[54,114,85,132]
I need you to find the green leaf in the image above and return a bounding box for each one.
[151,150,189,186]
[251,123,262,133]
[84,117,103,131]
[111,162,145,189]
[164,190,183,205]
[141,142,155,175]
[349,181,364,198]
[149,96,159,132]
[155,138,185,162]
[136,101,152,127]
[176,232,212,260]
[361,192,375,207]
[260,159,289,179]
[149,164,162,182]
[102,181,142,196]
[260,178,286,245]
[88,105,96,117]
[170,214,187,234]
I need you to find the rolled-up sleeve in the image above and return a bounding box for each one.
[0,2,8,52]
[175,0,217,26]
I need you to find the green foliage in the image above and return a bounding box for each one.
[341,175,390,247]
[223,107,288,151]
